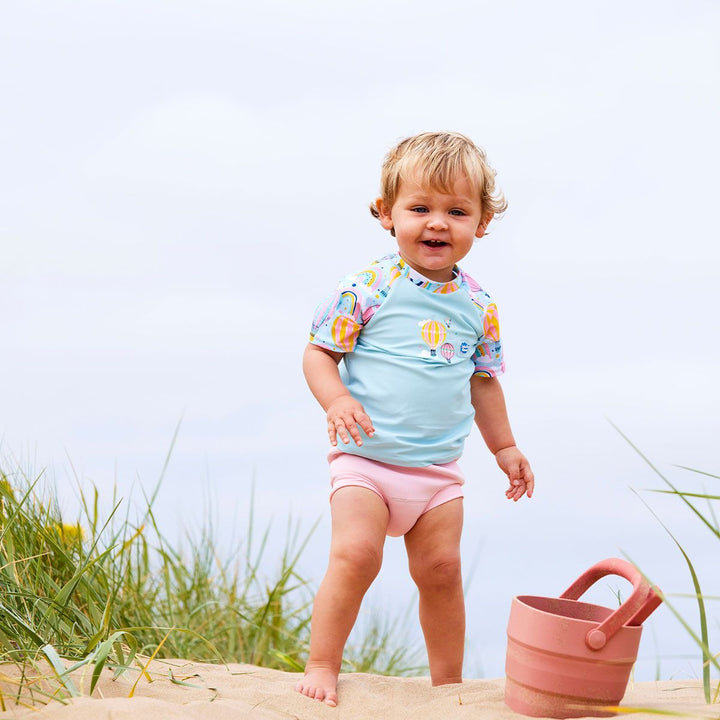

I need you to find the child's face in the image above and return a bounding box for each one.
[377,174,489,283]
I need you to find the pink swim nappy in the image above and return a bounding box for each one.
[328,451,464,537]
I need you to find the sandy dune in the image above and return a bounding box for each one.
[0,659,716,719]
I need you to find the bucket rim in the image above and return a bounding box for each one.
[514,594,612,612]
[511,594,645,638]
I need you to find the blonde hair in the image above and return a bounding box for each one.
[369,132,507,226]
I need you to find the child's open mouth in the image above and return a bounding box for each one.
[422,240,448,247]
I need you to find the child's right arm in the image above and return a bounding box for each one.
[303,343,375,448]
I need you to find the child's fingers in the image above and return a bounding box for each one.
[524,474,535,498]
[329,418,354,445]
[356,411,375,438]
[505,475,533,501]
[344,419,364,446]
[327,416,353,445]
[328,417,367,446]
[518,463,535,499]
[326,401,373,447]
[505,484,524,501]
[327,419,340,446]
[501,455,535,502]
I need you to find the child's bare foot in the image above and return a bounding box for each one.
[295,665,338,707]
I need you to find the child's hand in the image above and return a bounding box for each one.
[495,446,534,501]
[326,395,375,447]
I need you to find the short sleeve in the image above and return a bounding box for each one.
[309,266,386,353]
[472,302,505,377]
[461,271,505,378]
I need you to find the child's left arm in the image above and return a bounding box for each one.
[470,375,534,502]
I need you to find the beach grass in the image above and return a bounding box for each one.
[613,425,720,704]
[0,461,424,707]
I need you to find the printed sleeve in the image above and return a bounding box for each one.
[462,271,505,378]
[472,302,505,377]
[309,267,386,353]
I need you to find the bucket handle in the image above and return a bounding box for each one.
[559,558,662,651]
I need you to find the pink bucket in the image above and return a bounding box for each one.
[504,558,662,718]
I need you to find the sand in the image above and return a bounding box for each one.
[0,659,716,719]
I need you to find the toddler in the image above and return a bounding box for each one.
[295,131,534,707]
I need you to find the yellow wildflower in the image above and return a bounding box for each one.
[56,523,85,543]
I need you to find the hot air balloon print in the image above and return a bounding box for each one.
[331,315,360,353]
[440,342,455,364]
[483,303,500,342]
[420,319,447,356]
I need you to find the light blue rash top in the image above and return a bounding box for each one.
[309,253,505,467]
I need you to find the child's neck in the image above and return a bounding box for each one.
[400,257,458,285]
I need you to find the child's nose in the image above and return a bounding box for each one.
[426,213,448,230]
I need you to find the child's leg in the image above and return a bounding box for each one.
[295,486,389,706]
[404,498,464,685]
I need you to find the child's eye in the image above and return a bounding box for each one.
[449,209,466,216]
[411,206,428,213]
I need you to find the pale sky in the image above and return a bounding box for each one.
[2,0,719,679]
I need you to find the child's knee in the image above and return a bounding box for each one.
[410,553,462,590]
[331,540,383,583]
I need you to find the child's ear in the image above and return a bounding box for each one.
[475,212,494,238]
[376,198,394,231]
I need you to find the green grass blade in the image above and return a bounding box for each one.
[0,475,42,545]
[83,596,114,655]
[611,421,720,542]
[41,644,79,697]
[629,491,713,702]
[647,490,720,502]
[167,668,204,689]
[88,631,131,694]
[674,466,720,481]
[143,417,183,514]
[269,650,305,672]
[0,602,47,647]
